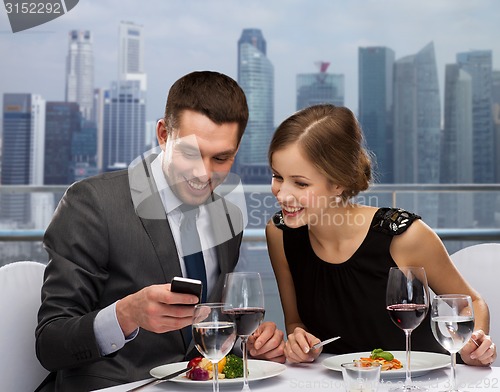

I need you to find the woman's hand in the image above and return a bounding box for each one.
[284,327,321,363]
[460,330,496,366]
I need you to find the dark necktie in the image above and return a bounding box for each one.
[179,205,208,303]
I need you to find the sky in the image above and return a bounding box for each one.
[1,0,499,129]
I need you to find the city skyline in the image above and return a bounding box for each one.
[1,0,499,129]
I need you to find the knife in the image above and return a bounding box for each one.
[310,336,341,350]
[126,366,191,391]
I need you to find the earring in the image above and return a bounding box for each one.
[335,194,342,203]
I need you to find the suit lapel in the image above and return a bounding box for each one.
[129,154,183,281]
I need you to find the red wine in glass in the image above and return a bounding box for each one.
[386,303,428,330]
[223,307,265,337]
[386,266,429,392]
[222,272,265,392]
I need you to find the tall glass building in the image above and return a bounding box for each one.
[393,42,440,184]
[358,47,395,183]
[493,70,500,183]
[102,22,147,171]
[118,21,147,91]
[44,102,81,185]
[296,62,344,110]
[236,28,274,182]
[441,64,473,184]
[439,64,473,228]
[1,93,45,223]
[65,30,94,120]
[457,51,495,227]
[393,42,440,226]
[456,50,494,184]
[103,80,146,170]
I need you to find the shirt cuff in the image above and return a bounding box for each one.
[94,301,139,356]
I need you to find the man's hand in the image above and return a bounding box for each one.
[116,283,199,336]
[247,321,285,363]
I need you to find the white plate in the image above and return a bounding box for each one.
[150,359,286,385]
[322,351,450,379]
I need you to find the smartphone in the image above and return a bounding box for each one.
[170,277,203,305]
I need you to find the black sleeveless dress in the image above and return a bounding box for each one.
[274,207,447,355]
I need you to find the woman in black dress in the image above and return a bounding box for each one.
[265,104,496,366]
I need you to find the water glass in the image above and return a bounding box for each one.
[192,303,237,392]
[431,294,474,392]
[341,362,381,392]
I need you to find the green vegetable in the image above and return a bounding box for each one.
[370,348,394,361]
[222,354,244,379]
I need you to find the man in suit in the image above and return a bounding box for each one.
[36,71,285,391]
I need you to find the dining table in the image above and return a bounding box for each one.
[94,353,500,392]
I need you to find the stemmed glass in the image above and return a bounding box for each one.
[431,294,474,392]
[192,303,237,392]
[222,272,265,391]
[386,266,430,391]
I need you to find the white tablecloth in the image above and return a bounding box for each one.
[94,354,500,392]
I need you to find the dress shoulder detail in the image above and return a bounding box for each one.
[372,208,421,236]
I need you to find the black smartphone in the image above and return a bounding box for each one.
[170,277,203,305]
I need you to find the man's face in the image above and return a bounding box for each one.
[159,109,240,206]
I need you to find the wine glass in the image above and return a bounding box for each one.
[192,303,237,392]
[222,272,265,391]
[431,294,474,392]
[386,266,429,391]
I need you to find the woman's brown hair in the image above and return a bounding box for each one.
[268,104,373,199]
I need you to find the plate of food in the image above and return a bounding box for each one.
[150,354,286,385]
[322,349,450,379]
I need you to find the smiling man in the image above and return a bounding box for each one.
[35,71,285,391]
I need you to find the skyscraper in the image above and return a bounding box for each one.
[103,80,146,170]
[393,42,441,184]
[358,47,395,183]
[102,22,147,170]
[118,21,146,90]
[441,64,473,184]
[439,64,474,228]
[393,42,440,226]
[457,50,494,184]
[65,30,94,120]
[1,93,45,223]
[44,102,80,185]
[73,120,99,181]
[493,70,500,183]
[296,62,344,110]
[236,28,274,183]
[93,87,106,171]
[457,51,494,227]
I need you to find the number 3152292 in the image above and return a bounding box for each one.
[5,2,62,14]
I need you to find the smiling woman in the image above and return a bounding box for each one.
[265,104,497,369]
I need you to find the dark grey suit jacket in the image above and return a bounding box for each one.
[36,158,243,391]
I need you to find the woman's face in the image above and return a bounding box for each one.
[270,142,343,228]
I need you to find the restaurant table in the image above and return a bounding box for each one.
[94,354,499,391]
